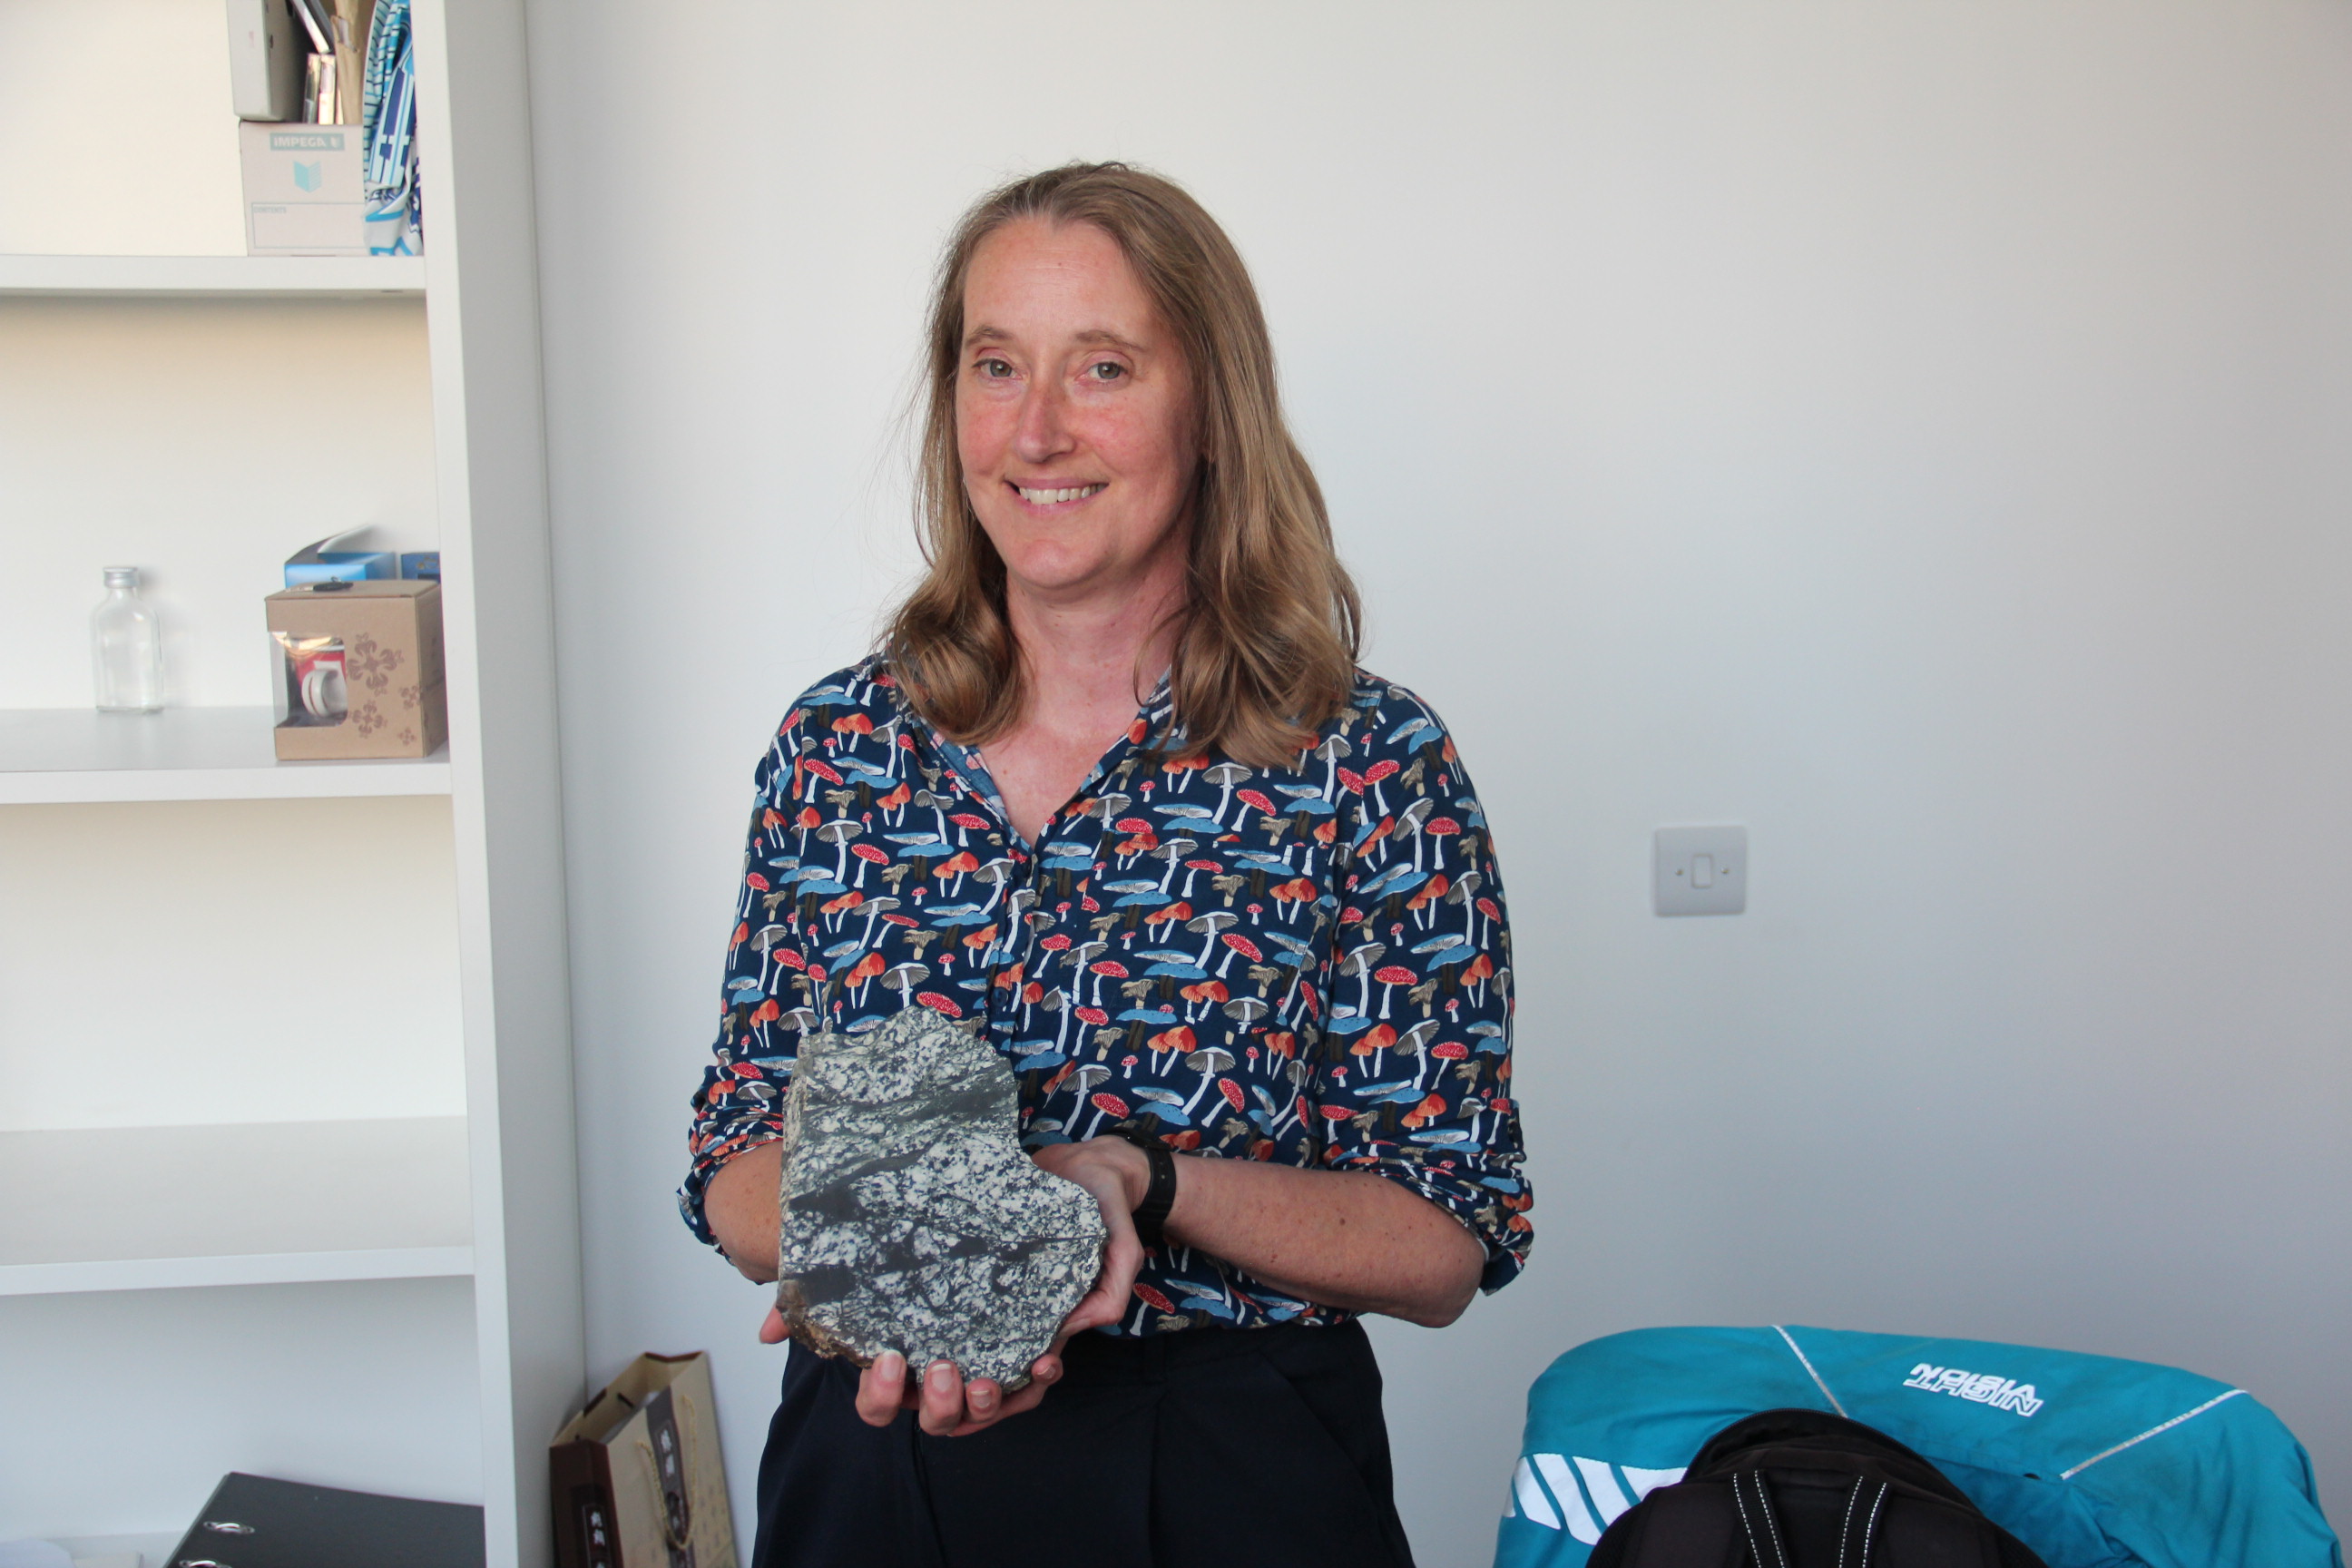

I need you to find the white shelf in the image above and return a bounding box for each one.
[0,254,426,298]
[0,1118,473,1296]
[51,1533,182,1567]
[0,708,451,803]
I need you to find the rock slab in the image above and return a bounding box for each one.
[773,1008,1107,1387]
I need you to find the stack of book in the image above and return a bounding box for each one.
[228,0,420,257]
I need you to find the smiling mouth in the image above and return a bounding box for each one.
[1014,482,1107,505]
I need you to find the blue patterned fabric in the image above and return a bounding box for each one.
[681,657,1532,1335]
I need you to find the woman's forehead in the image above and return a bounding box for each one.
[963,218,1164,348]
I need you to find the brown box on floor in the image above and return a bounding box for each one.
[266,580,447,760]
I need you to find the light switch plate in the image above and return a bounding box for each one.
[1654,825,1747,916]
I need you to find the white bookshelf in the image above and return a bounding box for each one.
[0,1,580,1563]
[0,254,425,297]
[0,707,451,802]
[0,1119,473,1296]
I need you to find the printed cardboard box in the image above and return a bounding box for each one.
[239,121,368,255]
[265,580,446,760]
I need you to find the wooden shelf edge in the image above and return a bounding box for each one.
[0,1244,475,1297]
[0,254,426,297]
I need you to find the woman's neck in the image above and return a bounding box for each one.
[1003,550,1189,722]
[981,545,1191,845]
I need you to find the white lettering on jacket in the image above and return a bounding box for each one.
[1904,1362,2045,1416]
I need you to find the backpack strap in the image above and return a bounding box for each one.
[1837,1475,1890,1568]
[1731,1469,1792,1568]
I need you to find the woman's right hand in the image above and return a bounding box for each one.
[842,1138,1148,1436]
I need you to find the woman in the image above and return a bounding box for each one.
[686,162,1532,1568]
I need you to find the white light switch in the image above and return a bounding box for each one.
[1654,826,1746,916]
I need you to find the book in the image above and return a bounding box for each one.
[224,0,303,121]
[164,1474,483,1568]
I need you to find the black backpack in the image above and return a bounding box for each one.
[1589,1408,2051,1568]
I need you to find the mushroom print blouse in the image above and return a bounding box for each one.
[681,657,1533,1335]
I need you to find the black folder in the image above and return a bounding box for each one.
[164,1473,485,1568]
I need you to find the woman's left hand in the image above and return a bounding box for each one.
[758,1137,1149,1437]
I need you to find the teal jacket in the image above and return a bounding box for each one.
[1496,1326,2339,1568]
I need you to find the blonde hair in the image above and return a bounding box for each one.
[885,162,1360,770]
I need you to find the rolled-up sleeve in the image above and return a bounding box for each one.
[678,722,812,1248]
[1308,703,1531,1292]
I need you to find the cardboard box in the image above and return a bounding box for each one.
[551,1352,738,1568]
[240,122,368,256]
[266,580,446,760]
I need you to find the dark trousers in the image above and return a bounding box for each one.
[751,1319,1418,1568]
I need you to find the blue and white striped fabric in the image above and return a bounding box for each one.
[360,0,419,255]
[1495,1326,2340,1568]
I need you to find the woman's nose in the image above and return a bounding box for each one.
[1013,383,1074,464]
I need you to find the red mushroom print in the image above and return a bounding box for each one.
[728,920,749,953]
[1424,817,1461,868]
[1147,1024,1196,1072]
[746,872,771,894]
[1162,753,1210,790]
[801,759,843,796]
[946,810,990,848]
[1402,1092,1449,1130]
[928,849,975,897]
[848,841,889,886]
[1217,932,1262,979]
[1360,758,1400,815]
[1371,965,1417,1019]
[1423,1039,1470,1089]
[1218,1078,1245,1112]
[1087,958,1129,1008]
[1232,788,1275,833]
[1475,895,1503,945]
[844,949,887,1004]
[1269,877,1317,921]
[1336,766,1365,798]
[795,805,823,832]
[1461,951,1496,1006]
[913,991,962,1018]
[1079,1091,1130,1140]
[1353,1021,1399,1073]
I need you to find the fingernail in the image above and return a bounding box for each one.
[876,1351,905,1381]
[970,1384,997,1411]
[927,1361,956,1391]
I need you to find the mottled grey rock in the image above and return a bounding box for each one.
[773,1008,1107,1387]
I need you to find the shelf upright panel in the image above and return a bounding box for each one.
[410,3,584,1564]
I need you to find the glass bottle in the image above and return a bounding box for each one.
[91,565,164,713]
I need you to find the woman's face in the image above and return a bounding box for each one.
[956,217,1199,602]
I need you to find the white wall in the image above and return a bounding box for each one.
[523,5,2352,1562]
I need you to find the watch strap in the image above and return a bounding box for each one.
[1114,1126,1179,1246]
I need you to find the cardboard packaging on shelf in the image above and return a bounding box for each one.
[239,122,368,256]
[266,580,446,760]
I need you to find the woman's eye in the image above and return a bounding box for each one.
[1088,361,1127,382]
[976,358,1013,378]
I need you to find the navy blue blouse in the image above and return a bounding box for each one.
[682,658,1532,1335]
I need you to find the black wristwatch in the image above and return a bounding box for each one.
[1112,1126,1179,1246]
